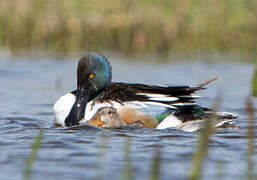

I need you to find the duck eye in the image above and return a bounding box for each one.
[107,109,113,115]
[89,73,95,79]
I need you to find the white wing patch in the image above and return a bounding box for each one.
[136,93,179,102]
[142,101,177,108]
[148,97,179,101]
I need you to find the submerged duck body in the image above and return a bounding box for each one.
[53,54,237,131]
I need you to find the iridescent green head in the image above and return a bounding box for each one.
[65,54,112,126]
[77,54,112,95]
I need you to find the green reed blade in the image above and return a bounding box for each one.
[95,135,109,180]
[245,97,255,180]
[23,130,44,180]
[150,146,161,180]
[252,65,257,97]
[188,97,220,180]
[188,118,214,180]
[121,137,134,180]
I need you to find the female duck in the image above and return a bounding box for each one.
[85,106,236,132]
[85,107,157,129]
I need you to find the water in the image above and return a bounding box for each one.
[0,56,256,180]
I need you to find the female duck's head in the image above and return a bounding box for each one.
[65,54,112,126]
[86,107,127,128]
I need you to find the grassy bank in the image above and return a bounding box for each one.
[0,0,257,58]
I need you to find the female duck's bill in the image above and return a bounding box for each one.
[64,54,112,126]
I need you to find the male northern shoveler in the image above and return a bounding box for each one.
[53,54,237,131]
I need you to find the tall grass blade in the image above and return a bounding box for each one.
[150,146,161,180]
[121,137,134,180]
[188,97,220,180]
[23,130,44,180]
[252,63,257,97]
[245,97,255,180]
[188,118,214,180]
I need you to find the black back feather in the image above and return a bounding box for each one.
[96,82,204,107]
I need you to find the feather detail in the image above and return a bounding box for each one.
[141,101,177,108]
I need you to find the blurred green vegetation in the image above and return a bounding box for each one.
[245,98,255,180]
[0,0,257,57]
[121,137,134,180]
[252,61,257,96]
[189,116,214,180]
[24,130,43,180]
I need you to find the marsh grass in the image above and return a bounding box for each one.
[1,0,257,57]
[252,62,257,97]
[121,137,134,180]
[188,118,214,180]
[95,135,109,180]
[23,130,44,180]
[188,98,220,180]
[245,98,256,180]
[150,146,161,180]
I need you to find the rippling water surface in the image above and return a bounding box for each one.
[0,56,256,180]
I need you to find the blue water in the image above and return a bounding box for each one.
[0,55,256,180]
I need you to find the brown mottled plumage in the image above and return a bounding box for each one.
[117,107,159,129]
[86,107,158,129]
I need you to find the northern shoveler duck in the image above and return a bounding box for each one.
[53,54,238,130]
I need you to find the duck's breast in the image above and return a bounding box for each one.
[53,93,76,126]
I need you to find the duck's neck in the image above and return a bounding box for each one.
[90,85,110,101]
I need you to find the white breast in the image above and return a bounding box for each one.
[53,93,76,126]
